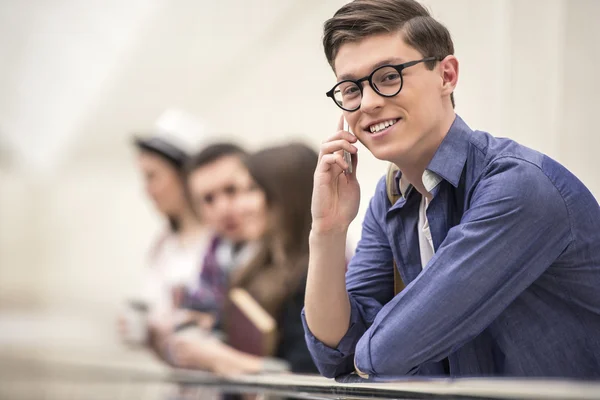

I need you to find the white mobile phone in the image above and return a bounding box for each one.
[343,119,353,174]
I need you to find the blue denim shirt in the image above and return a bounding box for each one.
[302,115,600,379]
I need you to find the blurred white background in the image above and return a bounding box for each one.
[0,0,598,349]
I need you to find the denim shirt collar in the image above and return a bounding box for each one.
[392,114,471,198]
[426,114,471,188]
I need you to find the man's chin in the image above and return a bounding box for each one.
[220,228,242,242]
[368,144,401,163]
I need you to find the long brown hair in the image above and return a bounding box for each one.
[230,143,318,318]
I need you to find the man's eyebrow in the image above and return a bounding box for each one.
[337,57,407,81]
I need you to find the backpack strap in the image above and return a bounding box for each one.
[385,163,406,295]
[385,163,402,205]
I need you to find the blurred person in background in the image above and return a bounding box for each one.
[119,130,213,349]
[146,143,251,353]
[185,143,254,276]
[164,143,319,375]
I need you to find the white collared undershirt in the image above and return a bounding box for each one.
[399,170,441,269]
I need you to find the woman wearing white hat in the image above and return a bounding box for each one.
[119,111,214,348]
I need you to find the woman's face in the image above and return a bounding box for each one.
[233,170,269,242]
[137,152,187,217]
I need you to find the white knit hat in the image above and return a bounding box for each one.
[134,108,206,168]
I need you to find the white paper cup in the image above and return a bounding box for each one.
[123,300,149,345]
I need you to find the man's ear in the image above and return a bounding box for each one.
[440,55,459,97]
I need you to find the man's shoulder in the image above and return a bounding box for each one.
[464,129,586,210]
[466,129,545,172]
[451,125,575,208]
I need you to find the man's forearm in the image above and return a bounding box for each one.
[304,229,351,348]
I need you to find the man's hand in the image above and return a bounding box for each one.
[311,115,360,234]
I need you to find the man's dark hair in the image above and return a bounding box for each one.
[185,143,246,176]
[323,0,455,107]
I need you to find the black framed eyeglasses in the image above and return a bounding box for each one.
[325,57,441,112]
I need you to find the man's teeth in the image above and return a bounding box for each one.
[369,119,398,133]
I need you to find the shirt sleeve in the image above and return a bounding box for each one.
[302,177,396,378]
[353,157,573,377]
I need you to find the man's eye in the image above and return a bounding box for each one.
[203,194,214,204]
[382,72,400,82]
[224,185,237,196]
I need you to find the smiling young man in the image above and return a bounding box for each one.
[303,0,600,379]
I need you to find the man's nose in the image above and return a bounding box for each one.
[360,84,385,114]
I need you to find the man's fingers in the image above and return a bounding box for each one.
[322,130,357,145]
[320,140,358,156]
[317,153,349,174]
